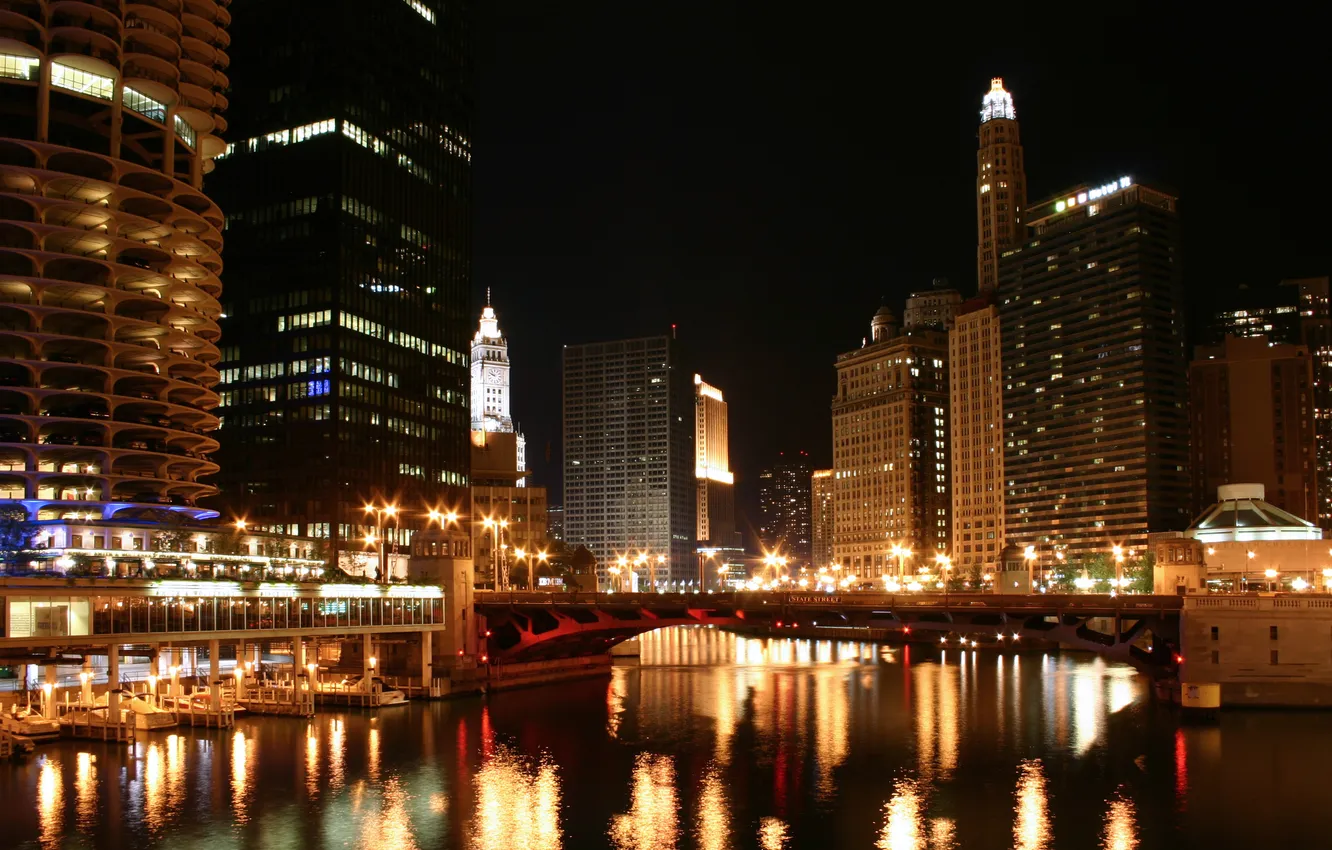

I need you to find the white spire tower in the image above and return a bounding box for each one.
[471,292,526,481]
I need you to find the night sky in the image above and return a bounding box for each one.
[472,4,1329,546]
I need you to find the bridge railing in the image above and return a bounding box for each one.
[474,589,1187,612]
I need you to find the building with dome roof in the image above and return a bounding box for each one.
[831,303,950,578]
[1153,483,1328,594]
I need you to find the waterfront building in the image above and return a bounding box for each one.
[562,336,695,587]
[999,177,1190,562]
[811,469,835,570]
[694,374,736,548]
[470,293,525,482]
[1207,278,1332,528]
[831,307,950,577]
[1153,483,1324,595]
[949,295,1005,575]
[975,78,1028,294]
[470,430,546,588]
[1189,335,1317,522]
[208,0,472,554]
[758,452,813,566]
[0,3,230,533]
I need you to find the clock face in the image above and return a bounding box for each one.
[486,372,502,385]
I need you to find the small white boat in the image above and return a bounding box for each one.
[336,675,408,706]
[1,705,61,743]
[95,689,178,730]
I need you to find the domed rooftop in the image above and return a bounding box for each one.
[873,304,897,321]
[1185,484,1322,543]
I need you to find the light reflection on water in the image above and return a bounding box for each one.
[6,626,1328,848]
[469,745,561,850]
[608,753,678,850]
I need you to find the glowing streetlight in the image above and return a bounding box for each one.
[363,502,400,584]
[234,519,247,531]
[1112,544,1126,593]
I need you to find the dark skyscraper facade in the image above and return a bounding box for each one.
[1207,277,1332,528]
[759,453,814,566]
[562,336,696,587]
[1000,179,1190,562]
[208,0,472,551]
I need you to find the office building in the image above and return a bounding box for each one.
[470,431,546,588]
[546,504,564,542]
[758,452,813,566]
[950,295,1005,574]
[811,469,835,570]
[1190,336,1317,522]
[1000,177,1189,562]
[0,4,230,525]
[563,336,695,587]
[694,374,736,549]
[1208,277,1332,528]
[903,280,961,331]
[208,0,472,553]
[976,78,1028,293]
[471,292,525,482]
[832,307,950,576]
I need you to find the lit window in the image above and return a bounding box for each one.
[51,63,114,100]
[0,54,40,81]
[404,0,436,23]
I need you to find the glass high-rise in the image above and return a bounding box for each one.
[207,0,472,553]
[1000,178,1190,562]
[562,336,695,588]
[758,453,815,566]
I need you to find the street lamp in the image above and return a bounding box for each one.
[1111,544,1125,594]
[656,554,666,593]
[364,502,399,583]
[482,516,510,591]
[935,552,952,592]
[1023,545,1037,592]
[608,564,622,593]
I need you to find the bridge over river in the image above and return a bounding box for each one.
[474,590,1185,673]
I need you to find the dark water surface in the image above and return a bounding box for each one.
[1,627,1325,849]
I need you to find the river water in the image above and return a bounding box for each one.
[0,626,1324,849]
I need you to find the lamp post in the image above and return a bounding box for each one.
[363,502,398,583]
[482,516,510,591]
[656,554,666,593]
[935,552,952,593]
[534,548,548,591]
[1111,544,1125,594]
[1024,545,1037,593]
[608,564,622,593]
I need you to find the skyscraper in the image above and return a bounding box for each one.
[471,294,525,482]
[1190,336,1317,522]
[949,295,1005,575]
[208,0,472,553]
[1000,177,1190,562]
[811,469,835,571]
[1207,277,1332,528]
[563,336,695,587]
[976,78,1027,294]
[0,4,229,521]
[832,307,950,577]
[951,77,1025,578]
[694,374,735,548]
[758,453,813,566]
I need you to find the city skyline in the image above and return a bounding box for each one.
[475,6,1329,539]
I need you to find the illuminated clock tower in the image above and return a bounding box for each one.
[976,78,1028,293]
[470,293,526,479]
